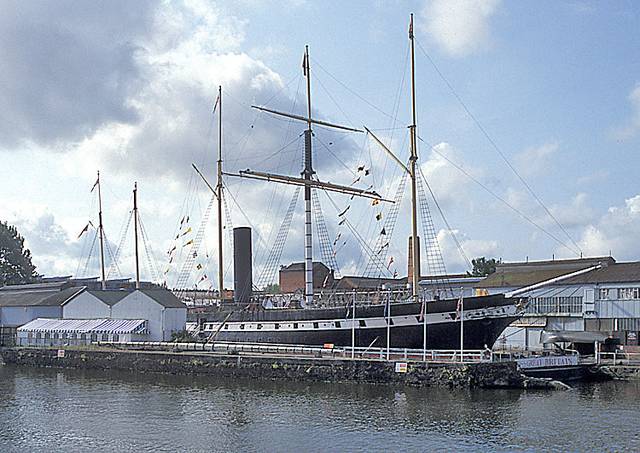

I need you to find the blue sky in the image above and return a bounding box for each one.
[1,0,639,288]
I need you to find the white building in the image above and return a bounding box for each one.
[110,290,186,341]
[476,257,640,351]
[1,283,186,344]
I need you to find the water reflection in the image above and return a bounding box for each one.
[0,365,639,452]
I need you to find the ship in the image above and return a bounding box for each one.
[193,14,526,349]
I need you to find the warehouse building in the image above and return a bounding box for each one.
[475,256,640,351]
[0,281,186,344]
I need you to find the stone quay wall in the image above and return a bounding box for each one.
[0,347,537,389]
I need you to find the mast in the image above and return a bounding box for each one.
[217,85,224,302]
[303,45,314,307]
[408,13,421,301]
[133,182,140,289]
[96,171,107,290]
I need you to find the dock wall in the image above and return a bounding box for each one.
[0,347,537,389]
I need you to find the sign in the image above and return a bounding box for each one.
[516,355,578,370]
[395,362,408,373]
[323,343,334,349]
[57,349,65,359]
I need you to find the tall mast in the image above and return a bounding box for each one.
[408,13,421,301]
[96,171,107,290]
[217,85,224,302]
[133,182,140,289]
[303,45,315,307]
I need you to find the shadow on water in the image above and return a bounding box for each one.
[1,364,639,452]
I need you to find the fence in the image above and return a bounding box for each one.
[0,327,16,347]
[94,340,493,364]
[596,350,640,365]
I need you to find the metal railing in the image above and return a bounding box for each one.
[596,351,640,365]
[94,340,493,364]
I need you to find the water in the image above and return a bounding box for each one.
[0,365,638,452]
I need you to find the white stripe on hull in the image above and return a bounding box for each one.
[201,303,519,334]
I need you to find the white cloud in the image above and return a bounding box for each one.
[514,142,560,177]
[421,0,501,58]
[437,228,499,273]
[420,142,479,208]
[613,83,640,141]
[576,194,640,259]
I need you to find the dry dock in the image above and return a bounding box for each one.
[0,346,570,389]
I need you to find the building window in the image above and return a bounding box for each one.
[274,323,280,330]
[90,333,98,342]
[526,296,583,314]
[359,320,367,327]
[598,288,610,300]
[293,323,299,329]
[113,334,120,342]
[618,288,640,300]
[334,321,341,328]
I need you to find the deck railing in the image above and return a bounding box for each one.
[94,340,493,364]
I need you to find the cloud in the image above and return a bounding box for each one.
[0,1,157,148]
[613,83,640,141]
[420,142,479,208]
[576,194,640,259]
[437,229,499,272]
[514,142,560,177]
[421,0,501,58]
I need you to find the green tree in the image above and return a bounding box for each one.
[0,221,38,286]
[468,257,499,277]
[263,283,281,294]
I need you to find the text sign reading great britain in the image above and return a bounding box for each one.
[516,355,578,369]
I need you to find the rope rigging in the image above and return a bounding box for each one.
[416,172,453,297]
[414,38,582,257]
[256,186,301,289]
[175,194,215,290]
[363,171,409,278]
[312,189,340,280]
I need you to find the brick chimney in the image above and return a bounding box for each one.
[408,236,421,283]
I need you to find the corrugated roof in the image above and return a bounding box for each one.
[477,257,639,288]
[139,289,187,308]
[87,290,130,305]
[0,287,85,307]
[17,318,147,334]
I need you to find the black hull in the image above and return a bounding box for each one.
[200,294,522,349]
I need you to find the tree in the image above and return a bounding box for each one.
[0,221,38,286]
[263,283,281,294]
[468,257,499,277]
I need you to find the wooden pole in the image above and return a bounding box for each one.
[96,171,107,290]
[217,85,224,303]
[133,182,140,289]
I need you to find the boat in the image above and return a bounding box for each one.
[194,14,526,349]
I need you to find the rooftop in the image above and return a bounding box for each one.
[476,256,639,288]
[0,287,85,307]
[17,318,148,334]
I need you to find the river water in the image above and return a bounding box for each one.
[0,364,638,452]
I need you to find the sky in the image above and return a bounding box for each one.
[1,0,639,289]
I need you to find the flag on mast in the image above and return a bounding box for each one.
[302,52,307,76]
[456,293,464,320]
[77,222,91,239]
[212,93,220,114]
[90,177,99,193]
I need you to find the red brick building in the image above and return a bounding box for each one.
[279,262,334,293]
